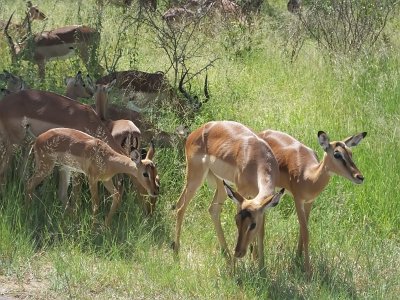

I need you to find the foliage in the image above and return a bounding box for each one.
[298,0,399,55]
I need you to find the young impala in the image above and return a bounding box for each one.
[172,121,285,271]
[26,128,158,226]
[258,129,366,276]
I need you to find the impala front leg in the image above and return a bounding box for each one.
[256,214,266,274]
[208,179,231,259]
[89,178,100,224]
[0,140,13,186]
[37,59,46,80]
[103,179,121,227]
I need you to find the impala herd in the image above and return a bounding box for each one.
[0,1,365,278]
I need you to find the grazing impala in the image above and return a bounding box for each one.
[172,121,284,271]
[4,14,103,79]
[26,128,158,226]
[0,88,159,210]
[258,129,366,276]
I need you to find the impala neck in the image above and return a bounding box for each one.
[108,155,138,177]
[254,165,277,203]
[65,88,78,100]
[307,153,332,192]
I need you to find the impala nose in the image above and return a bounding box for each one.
[355,174,364,182]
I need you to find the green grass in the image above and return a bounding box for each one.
[1,0,400,299]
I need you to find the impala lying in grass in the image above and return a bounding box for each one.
[173,121,284,271]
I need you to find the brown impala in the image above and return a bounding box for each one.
[258,129,366,276]
[0,1,46,34]
[172,121,284,271]
[26,128,158,226]
[4,13,103,79]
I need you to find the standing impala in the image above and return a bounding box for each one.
[258,129,366,276]
[172,121,284,271]
[4,14,103,79]
[26,128,158,226]
[0,2,46,34]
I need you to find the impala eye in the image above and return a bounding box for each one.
[333,152,342,159]
[249,223,256,230]
[143,172,149,178]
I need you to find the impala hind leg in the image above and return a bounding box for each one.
[88,177,100,223]
[0,139,13,186]
[58,167,71,210]
[295,199,312,277]
[208,176,231,259]
[172,161,208,254]
[26,159,55,204]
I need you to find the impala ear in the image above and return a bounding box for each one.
[223,180,245,204]
[64,77,73,86]
[318,131,331,151]
[145,141,155,160]
[86,74,95,88]
[261,188,284,213]
[105,79,116,92]
[343,132,367,147]
[130,149,141,165]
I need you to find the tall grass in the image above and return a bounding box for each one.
[1,0,399,298]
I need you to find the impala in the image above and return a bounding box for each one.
[0,1,46,34]
[95,69,207,118]
[26,128,158,226]
[65,75,154,212]
[258,129,366,276]
[287,0,302,13]
[0,88,159,211]
[64,71,94,100]
[92,80,142,156]
[0,70,28,93]
[4,14,103,79]
[172,121,284,271]
[95,70,173,111]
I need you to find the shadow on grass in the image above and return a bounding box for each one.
[229,254,358,299]
[1,163,172,260]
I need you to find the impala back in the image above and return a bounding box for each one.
[0,89,122,153]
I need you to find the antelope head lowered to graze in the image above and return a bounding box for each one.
[4,13,103,79]
[26,128,159,226]
[173,121,284,271]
